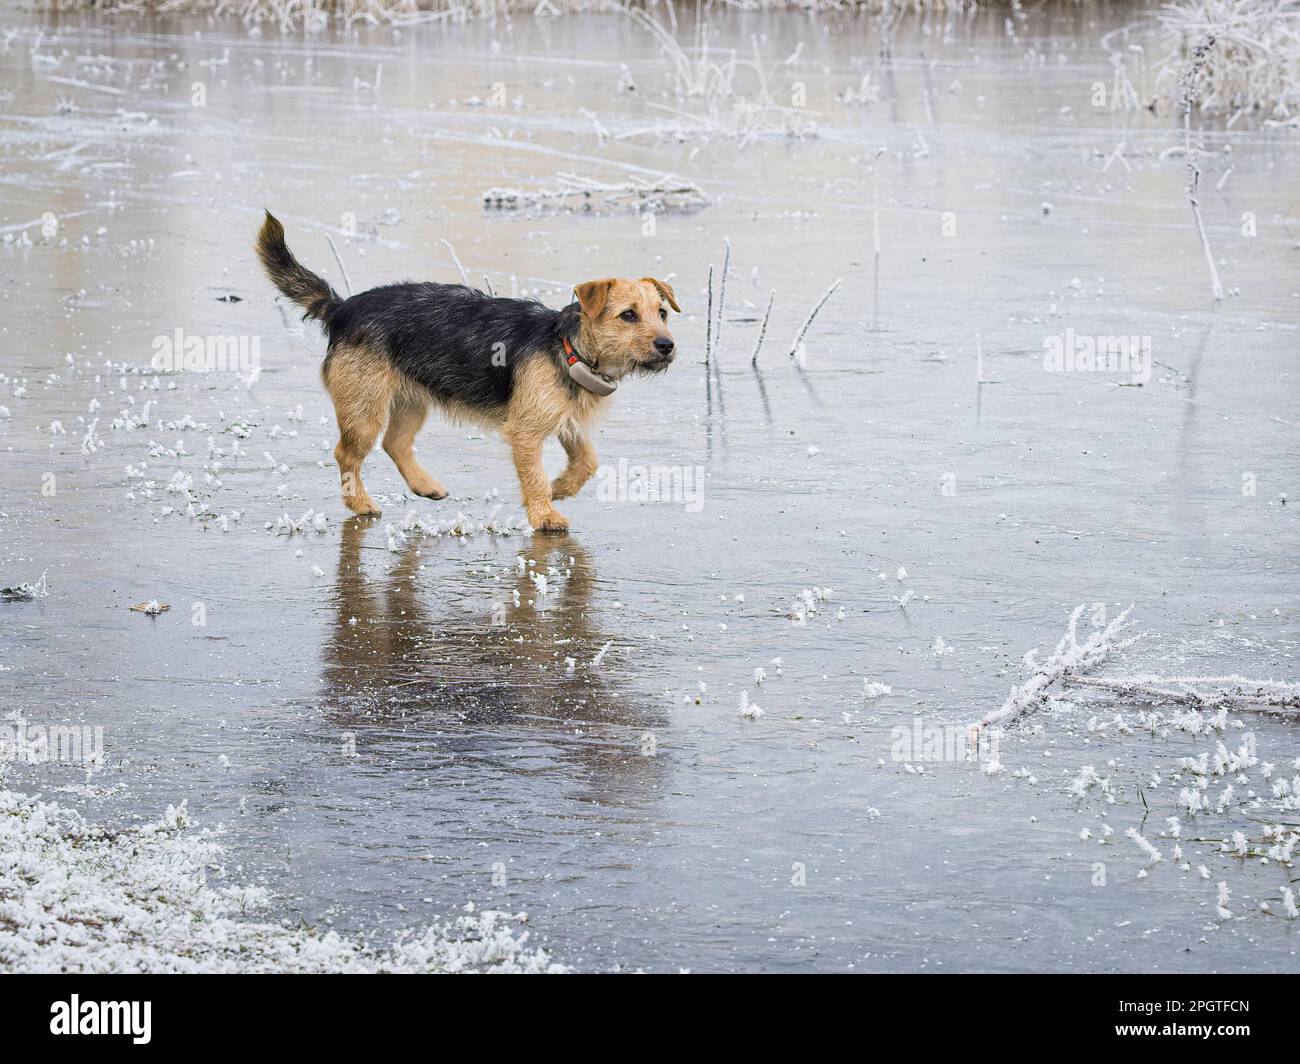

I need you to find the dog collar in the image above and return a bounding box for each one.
[563,337,617,396]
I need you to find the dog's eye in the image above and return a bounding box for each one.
[659,308,668,321]
[619,309,638,323]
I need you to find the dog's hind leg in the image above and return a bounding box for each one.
[326,344,390,517]
[383,391,448,501]
[550,423,598,501]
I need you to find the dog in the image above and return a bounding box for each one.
[254,211,680,533]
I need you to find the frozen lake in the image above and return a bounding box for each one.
[1,4,1298,971]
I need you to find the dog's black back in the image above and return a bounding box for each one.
[326,283,579,410]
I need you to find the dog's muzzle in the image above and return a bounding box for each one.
[642,337,675,372]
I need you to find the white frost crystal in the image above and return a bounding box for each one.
[0,776,563,973]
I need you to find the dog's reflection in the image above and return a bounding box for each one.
[321,517,665,802]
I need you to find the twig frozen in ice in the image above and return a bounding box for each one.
[482,174,707,215]
[787,279,841,363]
[441,239,470,287]
[879,0,895,58]
[1102,140,1132,174]
[705,264,714,366]
[972,605,1145,731]
[750,289,775,367]
[1070,674,1300,716]
[578,107,608,145]
[325,235,353,296]
[1108,52,1143,113]
[1179,34,1225,302]
[975,604,1299,732]
[714,238,731,357]
[870,169,883,327]
[81,418,101,456]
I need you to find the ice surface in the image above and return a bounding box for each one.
[0,8,1297,971]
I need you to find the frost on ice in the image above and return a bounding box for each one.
[0,769,564,974]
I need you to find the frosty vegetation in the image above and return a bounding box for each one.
[482,173,708,215]
[0,570,49,602]
[975,606,1300,925]
[1157,0,1300,119]
[37,0,1300,121]
[44,0,996,29]
[975,604,1299,733]
[0,764,564,973]
[973,604,1146,732]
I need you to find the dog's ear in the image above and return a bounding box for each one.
[574,279,614,318]
[641,277,681,313]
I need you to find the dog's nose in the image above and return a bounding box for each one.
[654,337,675,356]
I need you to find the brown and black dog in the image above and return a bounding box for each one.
[255,211,680,532]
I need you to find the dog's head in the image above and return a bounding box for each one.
[573,277,681,379]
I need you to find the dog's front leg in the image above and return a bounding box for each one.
[551,430,598,501]
[507,427,569,533]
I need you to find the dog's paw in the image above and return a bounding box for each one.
[550,478,574,501]
[529,507,570,534]
[345,495,382,517]
[413,481,448,501]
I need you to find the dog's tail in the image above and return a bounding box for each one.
[255,210,341,327]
